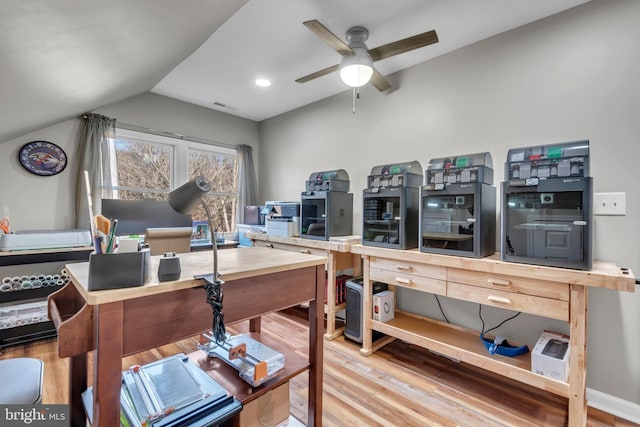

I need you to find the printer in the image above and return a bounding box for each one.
[300,169,353,241]
[261,201,300,237]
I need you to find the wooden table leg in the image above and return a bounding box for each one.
[92,301,124,427]
[249,317,261,333]
[325,252,337,340]
[352,253,362,277]
[68,352,87,427]
[568,284,587,427]
[308,265,325,426]
[360,256,374,356]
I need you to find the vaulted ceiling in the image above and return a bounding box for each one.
[0,0,590,143]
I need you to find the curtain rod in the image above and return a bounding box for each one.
[114,121,236,150]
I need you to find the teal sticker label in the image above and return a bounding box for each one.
[547,147,563,158]
[455,157,468,168]
[322,172,335,180]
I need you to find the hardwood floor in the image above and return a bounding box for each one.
[1,311,637,426]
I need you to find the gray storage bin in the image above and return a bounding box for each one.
[88,252,144,291]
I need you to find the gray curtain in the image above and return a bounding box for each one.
[75,113,117,229]
[236,144,258,224]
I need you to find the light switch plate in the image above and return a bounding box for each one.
[594,192,626,216]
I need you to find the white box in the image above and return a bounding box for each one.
[531,330,570,382]
[372,291,394,322]
[117,237,140,253]
[266,218,297,237]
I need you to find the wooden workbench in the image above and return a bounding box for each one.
[247,232,361,340]
[350,244,635,427]
[48,246,327,426]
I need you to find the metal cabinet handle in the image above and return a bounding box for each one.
[395,278,411,285]
[300,249,311,254]
[487,278,511,287]
[487,295,512,305]
[394,264,411,271]
[264,243,274,248]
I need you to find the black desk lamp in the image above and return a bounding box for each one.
[168,176,226,343]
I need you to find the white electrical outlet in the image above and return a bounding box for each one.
[593,192,626,216]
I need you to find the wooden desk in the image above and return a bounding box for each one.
[48,247,327,427]
[248,232,361,340]
[350,245,635,427]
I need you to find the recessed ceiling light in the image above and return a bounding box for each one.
[255,78,271,87]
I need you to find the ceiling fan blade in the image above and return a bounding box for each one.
[295,64,340,83]
[368,30,438,62]
[370,68,392,92]
[303,20,352,56]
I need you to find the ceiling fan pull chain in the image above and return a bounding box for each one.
[352,87,356,114]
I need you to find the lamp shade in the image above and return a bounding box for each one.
[339,49,373,88]
[168,176,211,214]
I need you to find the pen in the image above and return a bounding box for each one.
[94,235,103,254]
[106,219,118,253]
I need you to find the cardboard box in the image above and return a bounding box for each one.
[531,330,570,382]
[372,291,395,322]
[238,382,289,427]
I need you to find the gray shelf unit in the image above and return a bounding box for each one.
[0,248,92,348]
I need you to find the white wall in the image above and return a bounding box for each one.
[93,93,259,154]
[258,0,640,407]
[0,119,83,230]
[0,93,259,231]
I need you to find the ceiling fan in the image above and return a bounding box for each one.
[296,20,439,91]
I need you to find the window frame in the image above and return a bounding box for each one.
[113,128,237,196]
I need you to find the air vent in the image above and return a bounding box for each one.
[211,101,237,111]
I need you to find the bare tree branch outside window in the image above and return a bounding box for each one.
[189,149,238,233]
[112,135,238,233]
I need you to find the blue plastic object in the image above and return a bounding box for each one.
[480,333,529,357]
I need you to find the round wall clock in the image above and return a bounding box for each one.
[18,140,68,176]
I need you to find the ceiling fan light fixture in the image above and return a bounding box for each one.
[339,50,373,88]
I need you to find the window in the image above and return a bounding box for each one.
[112,131,173,200]
[188,148,238,233]
[110,129,238,233]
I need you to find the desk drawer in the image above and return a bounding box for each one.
[448,269,569,301]
[370,257,446,280]
[447,282,568,321]
[370,267,446,295]
[259,242,327,257]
